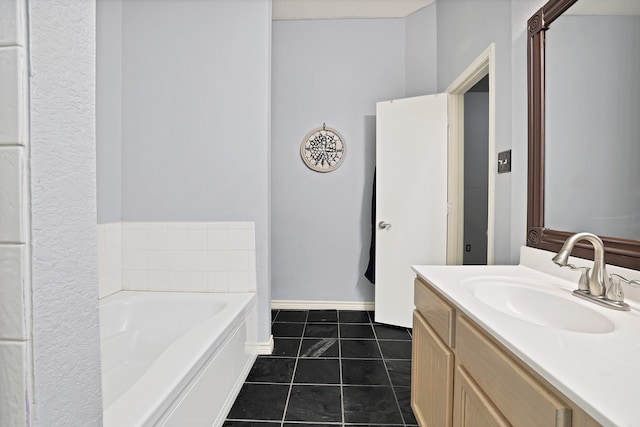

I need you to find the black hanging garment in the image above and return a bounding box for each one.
[364,170,376,284]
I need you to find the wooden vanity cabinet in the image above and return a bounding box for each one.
[412,277,601,427]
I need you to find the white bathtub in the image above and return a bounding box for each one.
[100,291,257,427]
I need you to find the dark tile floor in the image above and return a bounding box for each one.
[224,309,417,427]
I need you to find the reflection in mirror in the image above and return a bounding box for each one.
[544,3,640,240]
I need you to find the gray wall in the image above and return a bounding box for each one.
[437,0,514,263]
[406,4,438,97]
[510,0,547,261]
[545,15,640,239]
[119,0,272,342]
[464,92,489,265]
[97,0,122,224]
[271,19,405,302]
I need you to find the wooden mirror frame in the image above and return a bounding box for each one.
[527,0,640,269]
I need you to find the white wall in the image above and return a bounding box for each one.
[271,19,405,302]
[119,0,272,342]
[406,4,438,97]
[29,0,103,424]
[97,0,122,224]
[437,0,514,263]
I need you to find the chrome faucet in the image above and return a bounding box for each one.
[552,232,630,311]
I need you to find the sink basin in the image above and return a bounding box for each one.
[461,277,615,334]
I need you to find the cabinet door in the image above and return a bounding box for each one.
[412,310,454,427]
[453,365,510,427]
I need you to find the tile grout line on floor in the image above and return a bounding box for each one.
[278,310,307,427]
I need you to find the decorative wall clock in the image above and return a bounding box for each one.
[300,124,346,172]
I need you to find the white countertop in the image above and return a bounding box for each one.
[412,247,640,427]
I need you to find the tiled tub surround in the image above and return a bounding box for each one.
[98,222,122,298]
[97,221,257,297]
[0,1,31,426]
[101,290,257,426]
[226,309,417,427]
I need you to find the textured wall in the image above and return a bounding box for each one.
[96,0,122,224]
[120,0,272,342]
[271,19,405,302]
[29,0,103,425]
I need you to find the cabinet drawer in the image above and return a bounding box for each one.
[456,315,571,427]
[415,277,455,347]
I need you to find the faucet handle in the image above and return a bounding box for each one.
[567,264,590,291]
[607,274,640,302]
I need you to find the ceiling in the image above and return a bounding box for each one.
[272,0,436,20]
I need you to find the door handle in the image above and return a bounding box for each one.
[378,221,392,230]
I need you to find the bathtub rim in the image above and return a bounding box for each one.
[100,290,257,427]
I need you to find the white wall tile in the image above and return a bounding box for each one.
[0,147,23,242]
[167,228,187,250]
[168,271,189,291]
[228,229,249,250]
[228,250,250,271]
[98,221,256,293]
[98,223,122,298]
[103,250,120,274]
[99,271,121,299]
[0,47,26,145]
[148,250,168,270]
[122,250,148,271]
[0,341,27,426]
[228,271,250,292]
[122,270,148,290]
[187,229,207,251]
[247,271,257,292]
[207,229,228,250]
[208,272,229,292]
[207,251,228,272]
[188,251,207,271]
[187,222,207,230]
[122,228,150,250]
[0,245,25,339]
[168,250,188,271]
[0,0,26,46]
[97,227,107,255]
[147,227,167,250]
[206,222,228,230]
[148,270,168,291]
[188,272,208,292]
[228,222,253,229]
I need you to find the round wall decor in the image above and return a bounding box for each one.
[300,124,346,172]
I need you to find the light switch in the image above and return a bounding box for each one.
[498,150,511,174]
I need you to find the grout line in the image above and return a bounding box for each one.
[372,322,408,427]
[338,315,345,427]
[279,310,308,427]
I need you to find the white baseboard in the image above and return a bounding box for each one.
[271,300,375,311]
[255,335,274,355]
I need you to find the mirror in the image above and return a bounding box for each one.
[527,0,640,269]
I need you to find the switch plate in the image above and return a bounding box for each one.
[498,150,511,173]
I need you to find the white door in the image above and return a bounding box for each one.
[375,94,448,327]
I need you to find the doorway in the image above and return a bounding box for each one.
[446,44,495,265]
